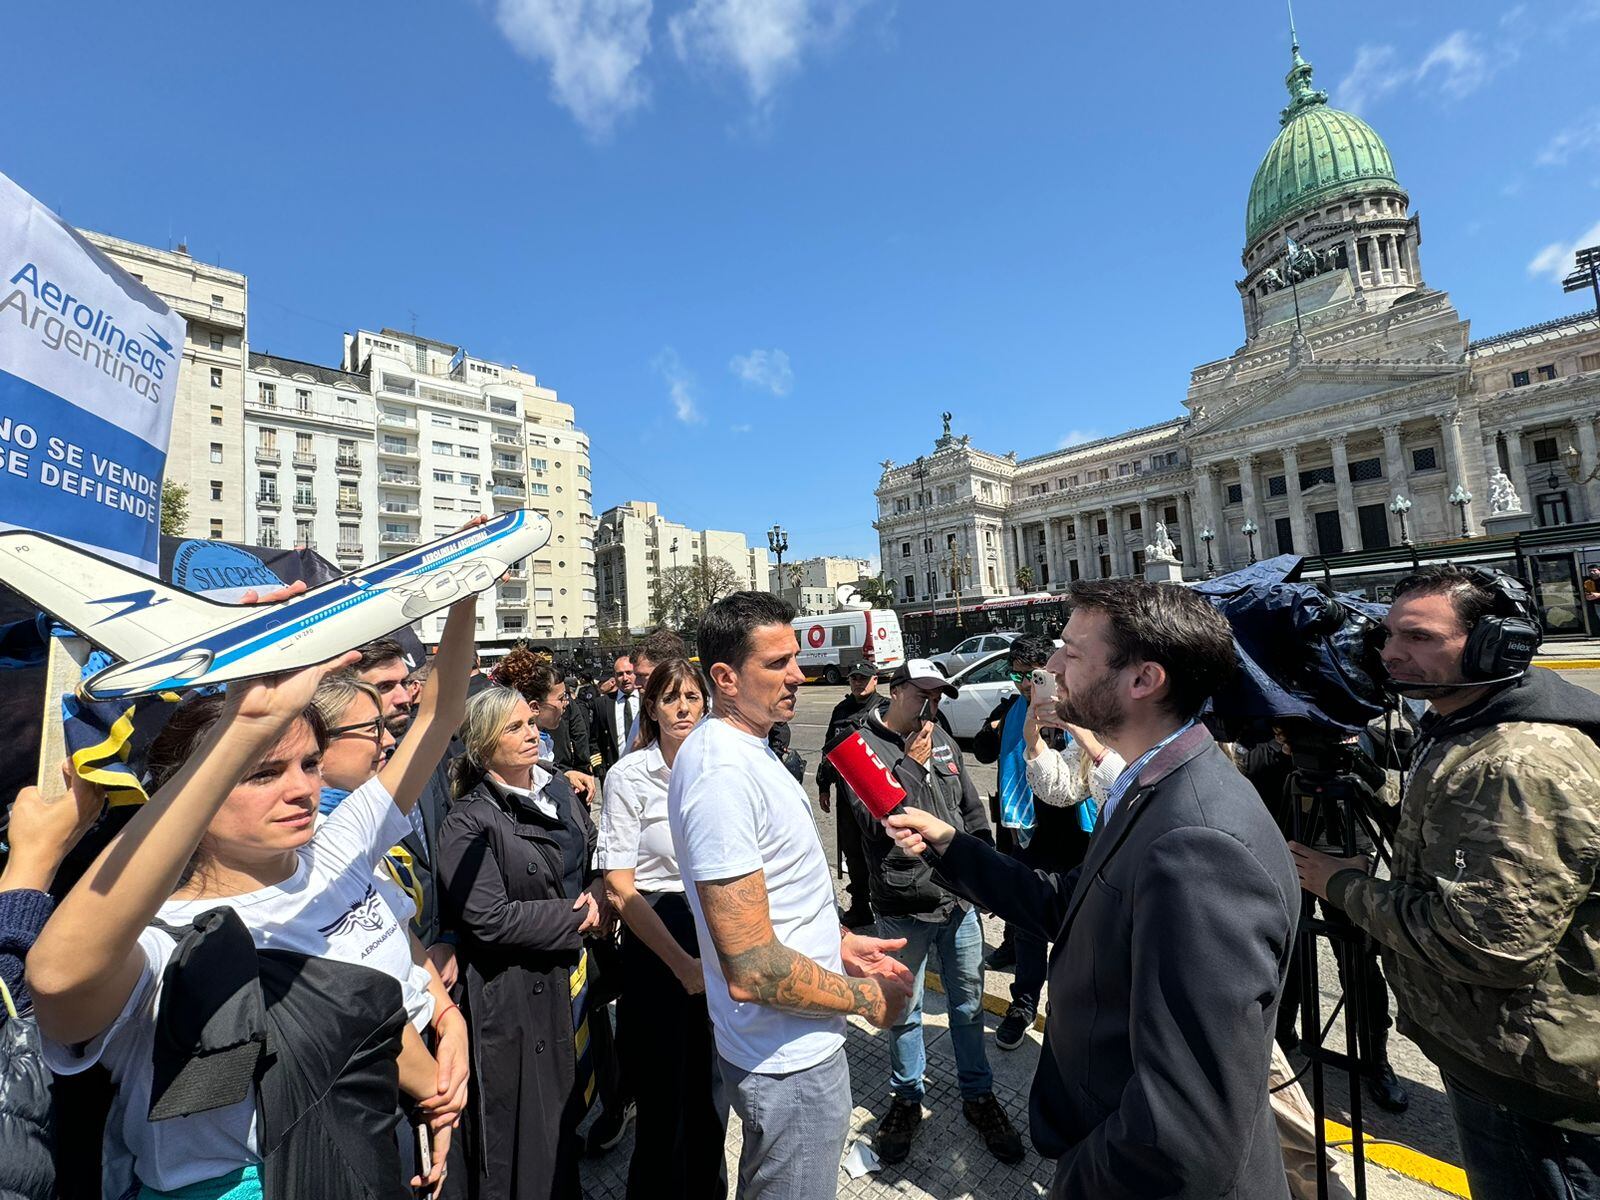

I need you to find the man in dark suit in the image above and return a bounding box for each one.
[886,580,1299,1200]
[588,653,638,779]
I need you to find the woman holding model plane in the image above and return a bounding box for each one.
[24,595,480,1200]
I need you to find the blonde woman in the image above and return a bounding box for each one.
[438,686,606,1200]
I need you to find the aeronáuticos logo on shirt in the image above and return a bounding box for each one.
[318,884,389,939]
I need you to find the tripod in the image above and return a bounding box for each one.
[1284,745,1396,1200]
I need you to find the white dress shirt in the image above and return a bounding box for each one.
[596,745,683,893]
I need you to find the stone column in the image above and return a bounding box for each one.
[1502,429,1531,513]
[1381,422,1409,499]
[1074,512,1093,582]
[1329,434,1362,550]
[1197,464,1225,565]
[1235,454,1263,566]
[1281,445,1309,555]
[1103,506,1119,576]
[1178,491,1197,572]
[1138,498,1155,557]
[1575,417,1600,521]
[1439,410,1472,532]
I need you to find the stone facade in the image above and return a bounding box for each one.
[874,47,1600,609]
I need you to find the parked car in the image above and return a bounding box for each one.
[936,650,1019,741]
[928,630,1020,677]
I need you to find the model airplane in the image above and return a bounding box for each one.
[0,508,551,701]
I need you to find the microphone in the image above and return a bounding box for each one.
[1385,669,1527,695]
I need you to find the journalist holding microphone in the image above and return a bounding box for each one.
[884,579,1300,1200]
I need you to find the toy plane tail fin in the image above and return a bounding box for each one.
[0,532,232,662]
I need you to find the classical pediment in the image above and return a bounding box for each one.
[1189,359,1466,439]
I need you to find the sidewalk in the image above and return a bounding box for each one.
[1535,635,1600,666]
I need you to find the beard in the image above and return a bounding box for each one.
[1058,671,1124,736]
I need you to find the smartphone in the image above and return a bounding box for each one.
[918,696,934,724]
[413,1118,433,1198]
[1029,668,1058,707]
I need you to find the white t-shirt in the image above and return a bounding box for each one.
[668,718,845,1074]
[43,777,423,1194]
[596,745,682,893]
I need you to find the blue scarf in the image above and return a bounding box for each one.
[997,697,1034,848]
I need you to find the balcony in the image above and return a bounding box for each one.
[257,490,281,509]
[161,292,245,331]
[335,455,362,474]
[493,458,522,474]
[337,541,364,558]
[381,502,420,515]
[491,486,523,505]
[381,529,420,546]
[498,593,529,609]
[255,447,281,465]
[336,499,362,516]
[491,434,522,449]
[379,413,418,430]
[379,471,420,489]
[502,566,528,580]
[258,531,281,548]
[292,494,316,512]
[292,452,316,469]
[378,443,419,461]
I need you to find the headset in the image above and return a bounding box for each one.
[1386,565,1542,693]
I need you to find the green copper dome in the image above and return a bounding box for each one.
[1245,41,1401,245]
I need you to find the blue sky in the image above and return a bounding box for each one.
[7,1,1599,563]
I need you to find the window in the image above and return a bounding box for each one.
[338,439,356,462]
[1411,447,1438,471]
[1164,505,1179,525]
[435,497,455,511]
[531,483,550,496]
[257,383,277,406]
[210,480,222,502]
[1511,370,1531,388]
[1226,483,1243,505]
[1298,466,1336,489]
[1096,517,1108,536]
[210,368,223,388]
[900,541,911,558]
[210,293,225,306]
[1581,352,1600,372]
[296,519,314,546]
[1535,364,1557,381]
[209,442,223,463]
[295,477,313,505]
[458,446,479,460]
[903,575,916,599]
[458,419,478,433]
[1348,456,1383,482]
[965,656,1012,685]
[1267,474,1286,497]
[209,519,224,540]
[1128,511,1142,531]
[926,571,937,597]
[535,588,554,603]
[923,536,934,553]
[459,473,479,487]
[831,626,855,648]
[431,441,452,456]
[210,405,223,426]
[340,523,359,544]
[208,332,224,350]
[431,414,453,427]
[1533,437,1560,463]
[295,432,313,455]
[295,389,311,412]
[531,458,548,471]
[259,473,278,500]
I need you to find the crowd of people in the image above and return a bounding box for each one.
[0,563,1597,1200]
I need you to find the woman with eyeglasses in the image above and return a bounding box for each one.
[597,658,726,1199]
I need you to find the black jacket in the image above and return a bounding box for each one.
[438,774,598,1200]
[397,737,461,948]
[932,724,1298,1199]
[846,714,992,920]
[815,693,885,794]
[587,689,638,776]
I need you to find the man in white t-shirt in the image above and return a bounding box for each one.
[670,591,914,1200]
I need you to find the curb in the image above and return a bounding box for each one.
[1533,658,1600,670]
[927,972,1469,1197]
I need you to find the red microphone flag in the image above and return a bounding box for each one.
[825,731,907,820]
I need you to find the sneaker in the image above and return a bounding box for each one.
[985,941,1017,971]
[963,1093,1025,1165]
[995,1000,1036,1050]
[583,1099,635,1156]
[874,1096,923,1164]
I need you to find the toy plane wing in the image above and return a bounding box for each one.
[0,508,551,701]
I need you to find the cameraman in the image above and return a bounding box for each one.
[1293,565,1600,1200]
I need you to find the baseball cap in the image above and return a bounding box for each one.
[846,661,875,679]
[889,658,959,698]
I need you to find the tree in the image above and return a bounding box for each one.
[653,556,744,628]
[1014,564,1034,592]
[160,481,190,538]
[852,574,895,608]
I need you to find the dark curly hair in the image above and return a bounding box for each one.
[491,646,562,704]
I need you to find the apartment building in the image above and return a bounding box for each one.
[242,353,377,568]
[83,234,248,540]
[595,501,763,632]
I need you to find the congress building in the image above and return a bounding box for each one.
[875,36,1600,624]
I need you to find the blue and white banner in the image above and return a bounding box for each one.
[0,170,181,573]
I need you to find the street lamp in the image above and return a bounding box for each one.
[669,537,681,626]
[1389,494,1413,545]
[1199,526,1215,577]
[767,525,788,591]
[1564,443,1600,485]
[1448,484,1473,537]
[1241,519,1259,565]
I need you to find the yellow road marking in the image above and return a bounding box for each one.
[1534,659,1600,670]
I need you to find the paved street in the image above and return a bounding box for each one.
[583,673,1600,1198]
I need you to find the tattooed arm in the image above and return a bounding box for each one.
[697,870,911,1028]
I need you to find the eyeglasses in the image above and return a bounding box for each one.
[329,717,385,740]
[1007,671,1031,684]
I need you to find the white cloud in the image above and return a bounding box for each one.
[653,348,703,422]
[1528,218,1600,283]
[493,0,653,138]
[730,422,754,433]
[668,0,867,107]
[1057,429,1101,449]
[1336,31,1492,115]
[1538,112,1600,167]
[729,347,794,395]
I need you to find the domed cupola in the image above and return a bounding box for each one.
[1245,38,1404,247]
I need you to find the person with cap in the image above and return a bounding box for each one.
[815,663,883,929]
[839,659,1025,1167]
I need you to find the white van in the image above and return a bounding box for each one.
[792,608,906,684]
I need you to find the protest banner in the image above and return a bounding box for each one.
[0,170,182,572]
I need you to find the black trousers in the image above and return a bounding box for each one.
[837,801,874,919]
[617,892,728,1200]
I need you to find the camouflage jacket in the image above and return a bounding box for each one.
[1329,668,1600,1117]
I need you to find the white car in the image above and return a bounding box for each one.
[929,630,1020,677]
[936,650,1020,741]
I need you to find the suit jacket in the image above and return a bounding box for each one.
[933,724,1298,1200]
[587,688,638,776]
[399,738,461,947]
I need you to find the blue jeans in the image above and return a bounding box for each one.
[876,907,993,1101]
[1444,1074,1600,1200]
